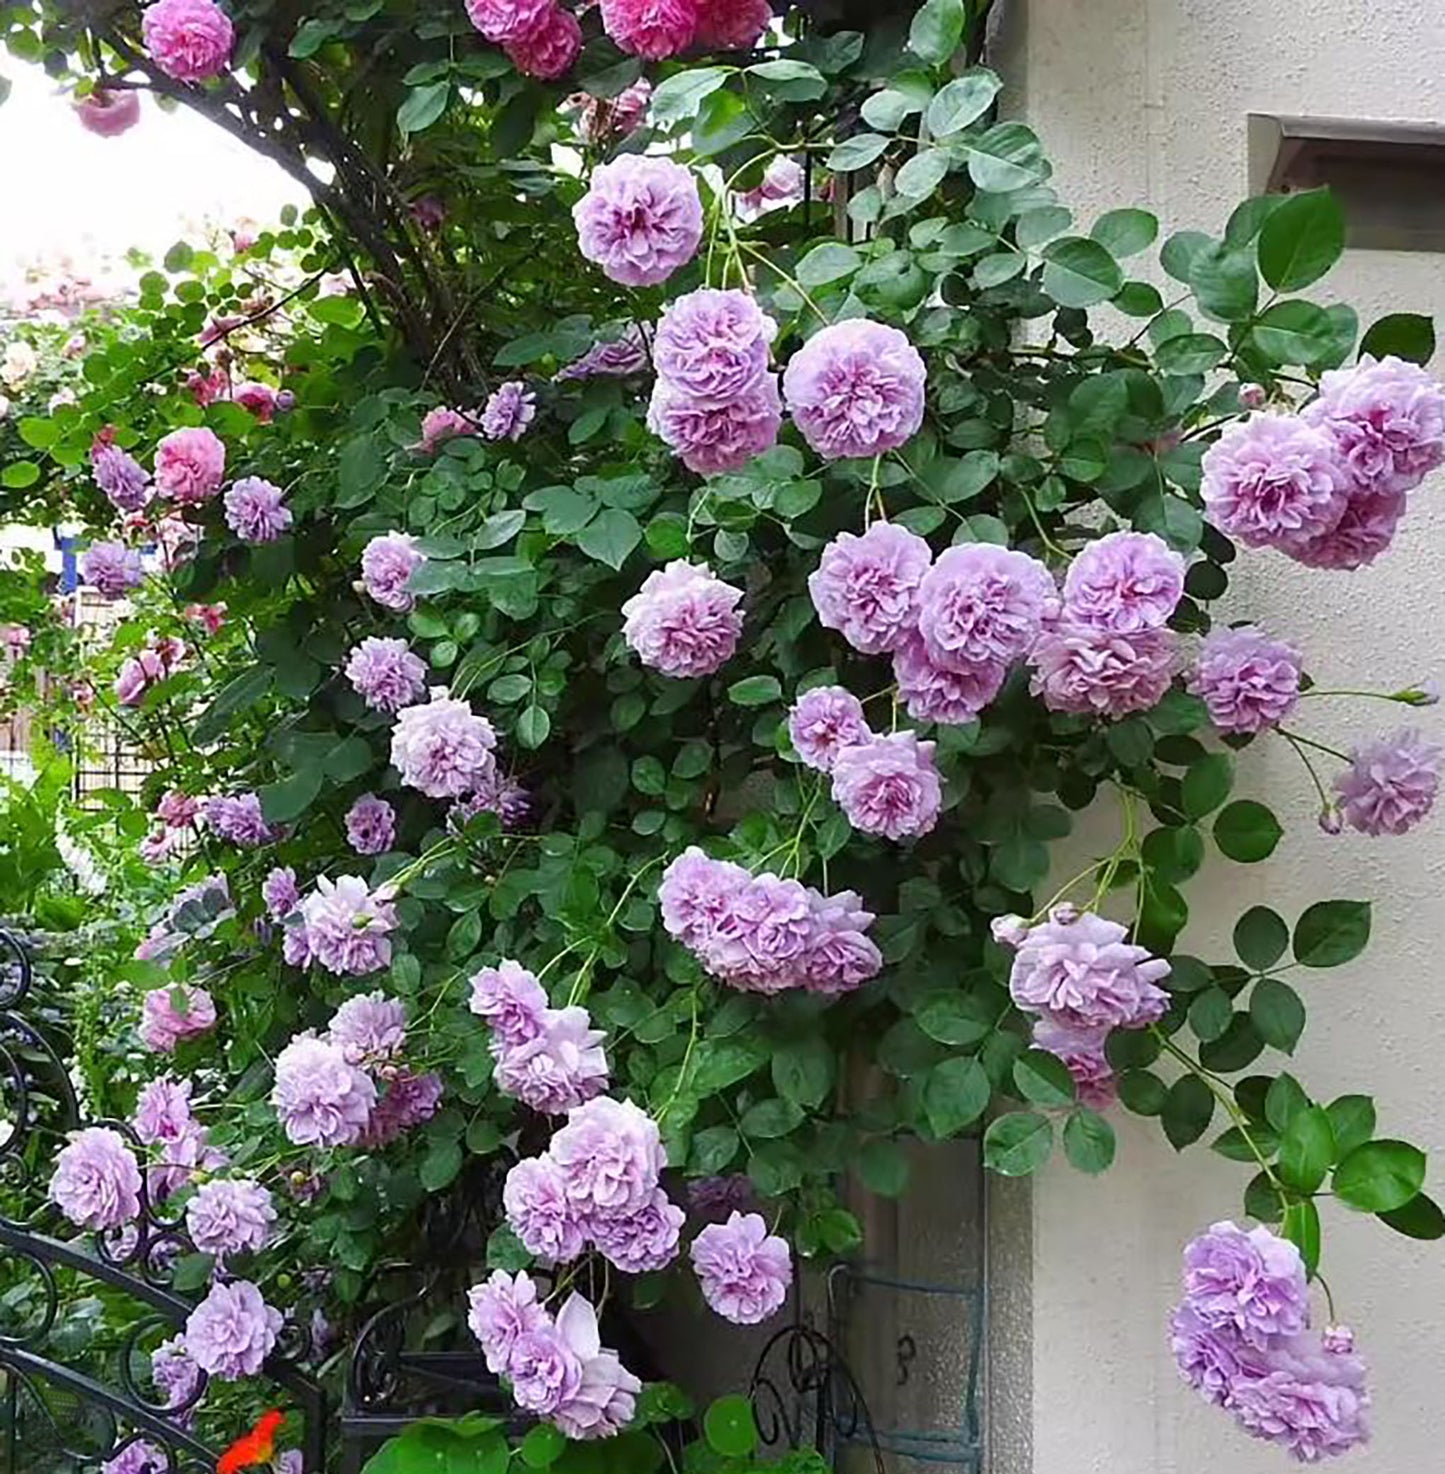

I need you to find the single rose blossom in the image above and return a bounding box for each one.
[139,984,217,1052]
[830,732,943,840]
[101,1442,166,1474]
[1181,1221,1309,1349]
[504,5,582,78]
[360,532,425,612]
[185,1178,276,1258]
[695,0,771,49]
[418,406,474,453]
[893,630,1008,726]
[653,289,776,406]
[390,690,498,798]
[1028,621,1176,719]
[493,1006,610,1114]
[362,1069,444,1147]
[503,1155,589,1263]
[327,991,407,1063]
[154,426,226,503]
[549,1294,642,1440]
[557,323,651,381]
[92,436,152,511]
[232,382,278,421]
[916,543,1057,673]
[467,1270,549,1374]
[735,155,804,221]
[261,866,301,920]
[1189,625,1303,735]
[76,89,142,138]
[1333,728,1441,836]
[808,521,933,656]
[1031,1018,1116,1111]
[568,79,652,145]
[690,1211,792,1325]
[648,374,782,474]
[49,1127,143,1230]
[621,560,744,677]
[573,154,703,287]
[81,540,145,598]
[344,793,397,856]
[300,875,397,975]
[345,636,428,713]
[183,1280,282,1381]
[186,601,227,634]
[224,476,292,543]
[782,318,927,460]
[592,1186,685,1273]
[481,380,537,441]
[465,0,553,42]
[141,0,234,82]
[549,1096,665,1216]
[271,1033,378,1148]
[469,959,549,1047]
[1289,482,1406,570]
[203,792,277,847]
[1062,530,1185,633]
[598,0,697,58]
[788,685,872,772]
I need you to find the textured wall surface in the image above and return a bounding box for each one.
[996,1,1445,1469]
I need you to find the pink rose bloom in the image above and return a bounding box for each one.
[1333,728,1441,836]
[232,382,278,422]
[621,560,744,677]
[802,888,882,995]
[809,521,933,656]
[1032,1018,1116,1111]
[893,630,1007,725]
[418,406,473,453]
[493,1006,610,1113]
[648,374,781,474]
[690,1211,792,1324]
[1289,483,1406,570]
[1006,906,1171,1032]
[549,1294,643,1440]
[345,637,427,713]
[1302,353,1445,495]
[361,531,425,611]
[917,543,1056,673]
[467,1270,549,1374]
[157,790,200,828]
[1201,413,1348,552]
[504,1156,589,1263]
[550,1096,665,1215]
[788,685,872,772]
[1062,530,1184,633]
[183,1280,281,1381]
[390,690,498,798]
[139,984,217,1052]
[49,1128,142,1230]
[1029,621,1176,718]
[599,0,698,59]
[1189,625,1302,735]
[694,0,771,49]
[186,366,229,403]
[782,319,927,461]
[154,426,226,504]
[736,155,804,221]
[141,0,234,82]
[185,601,227,634]
[75,89,141,137]
[830,732,942,840]
[465,0,553,42]
[469,959,549,1046]
[505,5,582,78]
[653,289,776,406]
[573,155,704,287]
[271,1033,377,1148]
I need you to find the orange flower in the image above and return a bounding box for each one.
[217,1410,285,1474]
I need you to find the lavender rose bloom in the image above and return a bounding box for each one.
[391,691,498,798]
[1289,482,1406,570]
[1302,353,1445,495]
[185,1178,275,1258]
[493,1006,610,1113]
[510,1324,584,1415]
[1062,530,1184,632]
[549,1294,643,1440]
[658,848,752,952]
[271,1033,377,1147]
[621,560,744,677]
[1189,625,1302,735]
[360,532,425,612]
[223,476,292,543]
[361,1069,444,1147]
[261,866,301,921]
[81,540,144,598]
[550,1096,665,1215]
[1031,1017,1116,1111]
[1028,622,1176,719]
[788,685,872,772]
[101,1441,167,1474]
[504,1156,588,1263]
[1231,1331,1371,1461]
[802,888,883,996]
[592,1186,685,1274]
[830,732,943,841]
[344,793,396,856]
[1201,413,1348,551]
[328,991,406,1063]
[1333,728,1442,836]
[782,319,927,460]
[203,792,276,847]
[139,983,217,1052]
[345,636,428,713]
[893,631,1007,726]
[653,289,776,405]
[573,155,703,287]
[556,323,650,381]
[1005,906,1170,1032]
[151,1335,202,1415]
[917,543,1056,673]
[301,875,397,975]
[467,1269,549,1374]
[481,381,536,441]
[93,440,151,511]
[469,959,549,1046]
[1170,1302,1269,1407]
[1181,1221,1309,1349]
[690,1210,793,1325]
[49,1127,142,1229]
[647,373,782,474]
[808,521,932,656]
[183,1280,281,1381]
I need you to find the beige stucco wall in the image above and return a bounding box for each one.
[996,1,1445,1469]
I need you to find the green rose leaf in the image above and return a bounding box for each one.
[1333,1140,1427,1213]
[983,1111,1054,1176]
[1214,800,1283,863]
[923,1056,991,1138]
[1359,312,1435,365]
[1041,237,1124,308]
[1012,1048,1077,1109]
[1378,1191,1445,1241]
[1278,1104,1335,1193]
[1250,978,1306,1054]
[1063,1108,1116,1174]
[908,0,965,64]
[925,70,1001,136]
[1292,900,1371,968]
[1161,1075,1215,1149]
[1258,186,1345,291]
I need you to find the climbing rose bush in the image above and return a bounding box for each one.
[9,0,1445,1464]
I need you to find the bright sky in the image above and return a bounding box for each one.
[0,63,304,298]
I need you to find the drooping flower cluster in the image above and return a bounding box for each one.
[689,1210,793,1324]
[782,319,927,461]
[648,288,781,473]
[1202,356,1445,570]
[1172,1222,1370,1461]
[597,0,772,60]
[468,1274,642,1439]
[573,155,703,288]
[621,560,745,678]
[659,847,882,994]
[994,906,1171,1107]
[469,960,610,1114]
